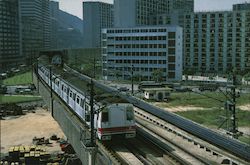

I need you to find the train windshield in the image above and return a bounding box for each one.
[126,107,134,121]
[102,111,109,122]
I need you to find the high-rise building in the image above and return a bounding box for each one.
[102,26,183,81]
[20,0,51,64]
[0,0,22,70]
[153,0,194,26]
[114,0,167,27]
[49,1,59,49]
[184,4,250,73]
[114,0,194,27]
[82,1,113,48]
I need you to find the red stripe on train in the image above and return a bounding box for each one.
[98,126,136,134]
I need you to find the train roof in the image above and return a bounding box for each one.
[39,60,128,106]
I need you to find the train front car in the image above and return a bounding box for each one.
[97,103,136,140]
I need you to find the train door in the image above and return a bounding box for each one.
[109,105,125,128]
[66,87,69,104]
[85,103,90,125]
[79,98,85,118]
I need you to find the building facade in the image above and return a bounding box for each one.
[114,0,194,27]
[49,0,59,49]
[152,0,194,26]
[102,26,183,81]
[184,5,250,72]
[20,0,51,64]
[82,1,113,48]
[0,0,22,70]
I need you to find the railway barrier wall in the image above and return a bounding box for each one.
[33,71,114,165]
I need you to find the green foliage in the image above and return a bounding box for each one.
[176,109,250,127]
[168,92,222,108]
[3,71,32,85]
[152,69,163,82]
[0,95,42,103]
[244,72,250,81]
[238,136,250,145]
[168,92,250,108]
[66,49,102,78]
[176,108,250,144]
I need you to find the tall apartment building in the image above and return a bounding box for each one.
[0,0,22,70]
[114,0,194,27]
[102,26,183,81]
[20,0,51,64]
[184,4,250,72]
[49,1,59,49]
[82,1,113,48]
[114,0,168,27]
[154,0,194,26]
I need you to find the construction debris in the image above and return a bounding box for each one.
[1,145,51,165]
[33,137,51,145]
[0,136,82,165]
[0,104,23,118]
[50,134,60,141]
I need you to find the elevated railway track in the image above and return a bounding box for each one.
[34,61,250,164]
[64,64,250,162]
[36,63,202,164]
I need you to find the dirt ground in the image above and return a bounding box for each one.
[238,104,250,111]
[0,107,66,155]
[153,102,250,112]
[153,102,206,112]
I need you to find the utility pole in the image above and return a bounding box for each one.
[49,66,54,117]
[93,57,96,79]
[231,73,237,138]
[90,79,95,147]
[86,79,96,165]
[222,72,240,138]
[131,65,134,95]
[49,66,52,98]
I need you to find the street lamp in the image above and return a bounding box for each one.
[131,64,134,95]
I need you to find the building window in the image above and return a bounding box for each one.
[168,48,175,55]
[168,40,175,47]
[168,32,176,39]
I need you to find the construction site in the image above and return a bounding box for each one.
[0,105,81,165]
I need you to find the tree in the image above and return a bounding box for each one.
[152,69,163,82]
[243,72,250,85]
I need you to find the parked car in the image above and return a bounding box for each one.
[118,87,129,92]
[0,73,7,79]
[0,85,7,94]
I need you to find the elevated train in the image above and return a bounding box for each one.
[38,65,136,140]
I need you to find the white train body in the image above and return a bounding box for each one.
[38,65,136,140]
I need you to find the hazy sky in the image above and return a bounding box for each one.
[57,0,250,19]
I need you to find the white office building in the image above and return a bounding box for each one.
[102,26,183,81]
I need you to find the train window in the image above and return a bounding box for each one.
[126,107,134,121]
[76,97,80,104]
[102,111,109,122]
[61,85,64,90]
[85,114,90,122]
[73,93,76,100]
[69,91,72,98]
[80,99,84,108]
[85,104,89,111]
